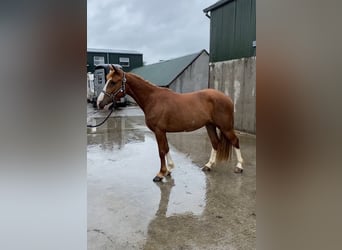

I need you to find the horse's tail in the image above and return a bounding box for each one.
[216,131,232,162]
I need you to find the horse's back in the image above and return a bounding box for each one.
[195,89,234,109]
[165,88,234,115]
[146,87,234,131]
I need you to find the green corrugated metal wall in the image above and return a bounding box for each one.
[108,53,143,72]
[87,52,106,73]
[86,52,143,73]
[209,0,256,62]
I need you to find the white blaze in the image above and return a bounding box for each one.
[97,79,111,108]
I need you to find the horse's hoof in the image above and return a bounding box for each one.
[202,166,211,171]
[153,176,163,182]
[234,167,243,173]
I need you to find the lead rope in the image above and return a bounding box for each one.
[87,107,114,128]
[87,69,126,128]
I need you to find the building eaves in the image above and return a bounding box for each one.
[87,48,142,55]
[131,49,208,87]
[170,49,209,86]
[203,0,235,13]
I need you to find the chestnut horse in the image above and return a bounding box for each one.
[97,65,244,182]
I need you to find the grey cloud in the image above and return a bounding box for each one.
[87,0,214,64]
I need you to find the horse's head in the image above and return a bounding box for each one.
[97,65,126,109]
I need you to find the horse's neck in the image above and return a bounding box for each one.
[125,73,157,111]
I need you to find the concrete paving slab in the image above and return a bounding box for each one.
[87,105,256,250]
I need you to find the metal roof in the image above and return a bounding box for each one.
[130,50,208,87]
[87,48,142,55]
[203,0,235,13]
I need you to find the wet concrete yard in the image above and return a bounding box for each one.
[87,106,256,250]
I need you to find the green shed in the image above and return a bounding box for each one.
[131,50,209,94]
[87,48,143,73]
[203,0,256,62]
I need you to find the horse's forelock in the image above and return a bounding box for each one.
[106,70,113,81]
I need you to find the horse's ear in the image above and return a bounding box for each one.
[113,65,121,73]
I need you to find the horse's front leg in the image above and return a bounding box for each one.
[153,130,170,182]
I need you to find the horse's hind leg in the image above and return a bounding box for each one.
[153,130,171,182]
[203,124,220,171]
[166,151,175,173]
[234,146,244,173]
[222,129,244,173]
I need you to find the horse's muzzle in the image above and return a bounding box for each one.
[97,102,104,110]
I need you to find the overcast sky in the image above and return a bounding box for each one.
[87,0,215,65]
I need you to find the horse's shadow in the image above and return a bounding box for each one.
[143,169,256,250]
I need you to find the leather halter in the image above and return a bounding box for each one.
[101,69,126,101]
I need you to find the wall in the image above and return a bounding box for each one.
[87,52,107,73]
[108,53,143,72]
[86,52,143,73]
[209,56,255,133]
[170,52,209,93]
[209,0,256,62]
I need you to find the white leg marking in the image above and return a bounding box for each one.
[166,152,175,172]
[205,148,217,168]
[234,148,244,169]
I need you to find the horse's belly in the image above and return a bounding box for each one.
[165,116,208,132]
[146,103,211,132]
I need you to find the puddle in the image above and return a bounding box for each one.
[87,114,256,250]
[88,116,207,249]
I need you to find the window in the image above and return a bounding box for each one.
[119,57,130,67]
[93,56,104,65]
